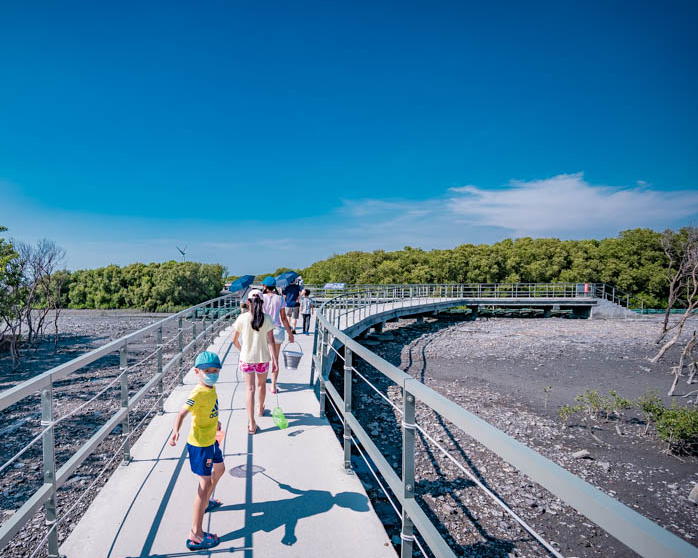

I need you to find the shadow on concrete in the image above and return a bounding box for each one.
[215,483,369,547]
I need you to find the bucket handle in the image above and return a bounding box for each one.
[282,341,304,355]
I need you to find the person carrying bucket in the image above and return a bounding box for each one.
[232,290,278,434]
[261,276,294,394]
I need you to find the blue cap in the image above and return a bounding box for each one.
[262,276,276,287]
[194,351,221,370]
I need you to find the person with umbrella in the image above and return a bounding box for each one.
[228,275,255,311]
[277,271,301,333]
[261,276,294,394]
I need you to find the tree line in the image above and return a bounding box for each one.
[299,229,671,308]
[62,261,226,312]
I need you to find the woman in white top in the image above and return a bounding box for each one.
[261,276,294,394]
[232,290,278,434]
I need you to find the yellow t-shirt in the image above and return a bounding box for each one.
[184,384,219,447]
[233,312,273,364]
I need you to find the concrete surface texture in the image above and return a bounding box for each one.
[60,318,396,558]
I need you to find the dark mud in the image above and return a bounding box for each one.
[0,310,210,558]
[326,315,698,557]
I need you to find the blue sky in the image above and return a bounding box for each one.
[1,0,697,274]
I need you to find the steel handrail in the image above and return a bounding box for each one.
[0,294,239,555]
[313,287,696,558]
[306,282,626,305]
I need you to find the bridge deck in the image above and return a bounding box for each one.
[58,295,598,558]
[60,319,395,558]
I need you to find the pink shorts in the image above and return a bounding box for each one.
[240,362,269,374]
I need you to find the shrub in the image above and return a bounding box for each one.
[558,404,582,427]
[637,389,664,434]
[655,405,698,454]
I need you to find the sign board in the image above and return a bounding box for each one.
[324,282,346,290]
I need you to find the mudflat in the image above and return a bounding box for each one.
[337,315,698,558]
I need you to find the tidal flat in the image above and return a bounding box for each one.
[334,315,698,557]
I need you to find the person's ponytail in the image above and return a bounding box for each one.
[250,295,265,331]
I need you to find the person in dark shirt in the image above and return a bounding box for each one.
[283,280,301,333]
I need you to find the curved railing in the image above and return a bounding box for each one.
[305,282,630,307]
[0,294,238,557]
[311,287,695,558]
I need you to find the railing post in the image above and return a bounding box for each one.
[309,325,319,387]
[157,325,164,415]
[401,382,416,558]
[202,307,207,345]
[193,316,197,355]
[319,325,328,417]
[41,384,60,558]
[343,347,354,474]
[177,316,184,384]
[120,343,131,465]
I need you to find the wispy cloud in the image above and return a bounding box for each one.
[5,173,697,272]
[334,173,698,252]
[447,173,698,236]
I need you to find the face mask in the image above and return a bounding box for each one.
[202,372,219,386]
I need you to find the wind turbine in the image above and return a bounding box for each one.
[176,245,187,262]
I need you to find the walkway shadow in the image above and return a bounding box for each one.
[216,484,369,546]
[270,381,310,393]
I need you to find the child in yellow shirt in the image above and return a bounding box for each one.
[170,351,225,550]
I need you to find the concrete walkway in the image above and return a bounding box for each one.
[61,318,395,558]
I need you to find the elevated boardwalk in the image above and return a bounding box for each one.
[60,319,395,558]
[4,284,688,558]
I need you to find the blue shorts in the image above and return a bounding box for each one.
[186,441,223,476]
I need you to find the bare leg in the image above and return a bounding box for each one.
[244,372,256,432]
[271,342,281,392]
[256,372,268,414]
[207,462,226,503]
[190,475,213,542]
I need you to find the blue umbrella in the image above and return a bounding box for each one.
[275,271,299,290]
[228,274,255,294]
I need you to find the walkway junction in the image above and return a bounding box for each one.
[0,283,695,558]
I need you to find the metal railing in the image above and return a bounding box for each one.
[312,287,696,558]
[306,282,629,306]
[0,294,238,557]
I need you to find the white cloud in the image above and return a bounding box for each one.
[447,173,698,236]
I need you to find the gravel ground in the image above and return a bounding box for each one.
[326,315,698,558]
[0,310,221,558]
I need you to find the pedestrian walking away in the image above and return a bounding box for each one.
[282,278,301,333]
[261,276,294,394]
[232,289,278,434]
[300,288,314,335]
[169,351,225,550]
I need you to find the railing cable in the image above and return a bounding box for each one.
[325,390,427,557]
[414,424,564,558]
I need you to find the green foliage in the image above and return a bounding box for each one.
[0,227,22,327]
[560,387,697,454]
[574,389,607,420]
[655,405,698,454]
[300,229,671,306]
[64,261,225,312]
[637,389,665,432]
[557,404,582,427]
[573,388,634,422]
[608,389,634,419]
